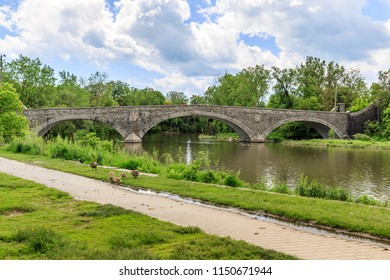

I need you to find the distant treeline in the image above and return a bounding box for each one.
[2,55,390,140]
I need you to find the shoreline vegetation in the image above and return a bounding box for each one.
[1,133,390,242]
[283,137,390,150]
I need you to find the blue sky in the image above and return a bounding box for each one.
[1,0,390,96]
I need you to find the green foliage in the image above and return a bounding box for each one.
[269,182,291,194]
[267,122,321,141]
[295,175,351,201]
[164,151,244,187]
[355,195,382,206]
[380,104,390,139]
[371,69,390,110]
[362,103,390,140]
[352,133,373,141]
[267,57,367,112]
[120,155,161,174]
[364,120,382,139]
[5,55,56,108]
[349,97,371,112]
[328,129,335,139]
[0,83,29,143]
[204,65,270,107]
[165,91,188,105]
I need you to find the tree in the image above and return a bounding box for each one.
[165,91,188,105]
[190,95,207,105]
[5,55,56,108]
[109,80,131,106]
[0,83,29,142]
[371,69,390,110]
[204,65,270,107]
[296,56,326,99]
[268,67,297,109]
[55,71,89,108]
[126,88,165,105]
[84,72,116,107]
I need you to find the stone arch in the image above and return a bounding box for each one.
[35,115,128,139]
[261,117,346,139]
[139,110,255,141]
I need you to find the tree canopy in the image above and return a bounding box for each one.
[0,83,29,142]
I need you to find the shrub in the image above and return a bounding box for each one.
[270,182,291,194]
[223,174,242,188]
[352,133,373,142]
[295,175,351,201]
[355,195,381,206]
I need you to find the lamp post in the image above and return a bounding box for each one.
[334,83,338,112]
[0,54,5,84]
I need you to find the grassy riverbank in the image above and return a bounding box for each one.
[284,138,390,150]
[0,171,294,260]
[1,150,389,241]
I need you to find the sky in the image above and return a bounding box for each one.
[1,0,390,97]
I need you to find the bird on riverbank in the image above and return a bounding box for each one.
[131,170,140,178]
[90,162,98,170]
[108,172,121,184]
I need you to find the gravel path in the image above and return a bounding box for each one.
[0,156,389,260]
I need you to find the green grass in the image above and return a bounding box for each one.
[1,150,389,240]
[284,139,390,150]
[0,172,294,260]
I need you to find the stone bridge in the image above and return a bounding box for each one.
[23,104,379,143]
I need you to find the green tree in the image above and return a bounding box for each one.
[109,80,131,106]
[5,55,56,108]
[297,56,326,99]
[0,83,29,142]
[55,71,89,108]
[84,72,116,107]
[165,91,189,105]
[190,95,207,105]
[371,69,390,110]
[268,67,297,109]
[204,65,270,107]
[127,87,165,105]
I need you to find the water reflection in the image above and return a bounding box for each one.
[124,134,390,200]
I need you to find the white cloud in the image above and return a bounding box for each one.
[0,0,390,94]
[153,74,211,97]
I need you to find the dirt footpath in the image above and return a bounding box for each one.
[0,156,389,260]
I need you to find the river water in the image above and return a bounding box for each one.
[124,134,390,201]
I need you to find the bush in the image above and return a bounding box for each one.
[295,175,351,201]
[7,140,41,155]
[223,174,242,188]
[270,182,291,194]
[353,133,373,142]
[355,195,381,206]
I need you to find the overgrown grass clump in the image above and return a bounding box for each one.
[0,172,294,260]
[295,175,351,201]
[165,151,244,187]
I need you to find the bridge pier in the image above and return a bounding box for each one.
[124,132,142,143]
[249,135,267,143]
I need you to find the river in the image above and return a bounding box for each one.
[124,133,390,201]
